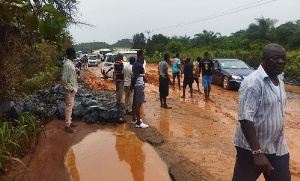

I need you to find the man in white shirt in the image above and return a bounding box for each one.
[123,57,135,115]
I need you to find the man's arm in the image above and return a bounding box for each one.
[130,64,141,89]
[239,86,274,175]
[62,65,73,92]
[164,64,172,85]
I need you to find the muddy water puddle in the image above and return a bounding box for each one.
[65,126,171,181]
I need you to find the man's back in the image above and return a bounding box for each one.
[123,64,133,86]
[172,58,180,73]
[159,60,168,78]
[114,59,124,81]
[184,62,193,79]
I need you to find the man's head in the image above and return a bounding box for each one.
[262,44,286,77]
[176,53,179,58]
[66,48,76,60]
[185,57,190,62]
[116,53,123,60]
[204,52,209,58]
[164,53,170,61]
[197,57,201,62]
[129,57,136,65]
[137,50,145,61]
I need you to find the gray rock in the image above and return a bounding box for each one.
[73,102,85,118]
[47,105,57,117]
[50,85,62,94]
[85,112,99,123]
[58,101,66,118]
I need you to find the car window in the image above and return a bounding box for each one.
[213,61,219,69]
[106,55,112,62]
[219,60,250,69]
[88,56,96,60]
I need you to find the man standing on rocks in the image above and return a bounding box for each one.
[233,44,290,180]
[130,50,149,129]
[114,53,124,107]
[123,56,135,115]
[158,53,172,108]
[62,48,78,133]
[199,52,214,101]
[172,53,182,90]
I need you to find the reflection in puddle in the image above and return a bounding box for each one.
[65,127,171,181]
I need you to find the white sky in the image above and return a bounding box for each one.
[69,0,300,44]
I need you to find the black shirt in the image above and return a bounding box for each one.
[200,58,214,76]
[183,62,194,79]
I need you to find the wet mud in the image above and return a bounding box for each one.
[3,64,300,181]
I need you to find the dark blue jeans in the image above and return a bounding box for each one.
[232,147,291,181]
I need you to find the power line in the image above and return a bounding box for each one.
[151,0,278,32]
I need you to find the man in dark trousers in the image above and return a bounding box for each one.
[158,53,173,108]
[232,44,290,180]
[130,50,149,129]
[199,52,214,101]
[181,57,193,98]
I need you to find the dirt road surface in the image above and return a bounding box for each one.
[3,64,300,181]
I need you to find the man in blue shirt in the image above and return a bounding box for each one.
[172,53,183,90]
[232,44,290,180]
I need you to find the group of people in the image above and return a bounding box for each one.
[158,52,214,108]
[62,43,292,180]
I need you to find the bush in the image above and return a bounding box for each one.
[0,113,42,171]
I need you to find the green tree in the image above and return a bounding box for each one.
[132,33,146,49]
[246,17,277,41]
[167,41,183,53]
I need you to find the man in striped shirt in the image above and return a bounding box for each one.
[232,44,290,180]
[114,53,124,107]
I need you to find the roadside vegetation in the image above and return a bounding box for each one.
[132,17,300,78]
[0,0,78,176]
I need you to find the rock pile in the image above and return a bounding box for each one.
[0,82,125,124]
[284,77,300,86]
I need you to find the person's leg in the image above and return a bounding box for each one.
[116,81,120,105]
[65,92,75,132]
[136,102,142,124]
[177,73,181,89]
[163,97,167,106]
[264,153,291,181]
[172,73,176,88]
[207,76,212,98]
[208,86,211,98]
[132,101,136,122]
[190,84,193,97]
[128,90,134,113]
[119,81,124,104]
[160,93,164,107]
[124,86,129,112]
[232,147,262,181]
[196,79,200,91]
[182,85,186,98]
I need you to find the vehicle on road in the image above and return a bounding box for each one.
[100,50,137,79]
[212,59,254,90]
[88,55,99,66]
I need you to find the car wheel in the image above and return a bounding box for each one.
[223,76,231,90]
[102,70,108,79]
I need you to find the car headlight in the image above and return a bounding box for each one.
[232,74,241,79]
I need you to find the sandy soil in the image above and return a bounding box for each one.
[3,64,300,181]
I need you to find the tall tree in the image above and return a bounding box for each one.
[132,33,146,49]
[246,17,277,41]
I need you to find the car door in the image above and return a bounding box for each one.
[213,60,223,85]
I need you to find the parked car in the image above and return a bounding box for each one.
[212,59,254,90]
[88,55,99,66]
[101,50,137,79]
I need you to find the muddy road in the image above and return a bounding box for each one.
[4,64,300,181]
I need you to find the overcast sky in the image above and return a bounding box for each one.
[69,0,300,44]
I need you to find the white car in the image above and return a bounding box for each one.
[88,55,99,66]
[101,51,137,79]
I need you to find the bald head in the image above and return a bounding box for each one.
[261,43,286,77]
[262,44,286,59]
[116,53,123,60]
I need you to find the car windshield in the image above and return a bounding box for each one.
[123,53,137,62]
[219,60,249,69]
[89,56,97,60]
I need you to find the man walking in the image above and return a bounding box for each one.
[130,50,149,129]
[123,57,135,115]
[200,52,214,101]
[83,55,88,70]
[114,53,124,107]
[62,48,78,133]
[232,44,290,180]
[172,53,182,89]
[193,57,201,92]
[158,53,173,108]
[181,57,194,98]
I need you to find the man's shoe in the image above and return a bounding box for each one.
[64,127,74,133]
[70,123,78,128]
[136,122,149,129]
